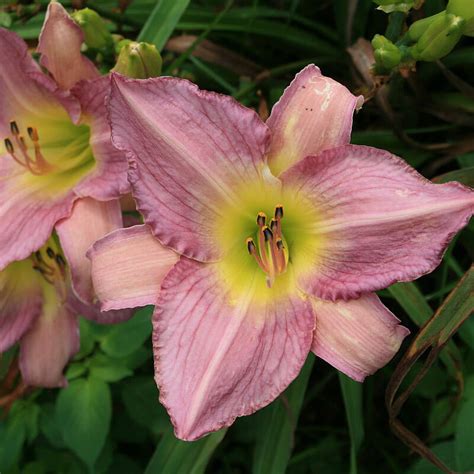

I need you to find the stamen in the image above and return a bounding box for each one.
[3,122,51,175]
[246,207,288,286]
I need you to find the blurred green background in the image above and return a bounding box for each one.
[0,0,473,473]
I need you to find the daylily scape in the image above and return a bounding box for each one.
[87,66,474,440]
[0,2,130,387]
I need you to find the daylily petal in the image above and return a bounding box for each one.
[37,2,98,91]
[72,76,130,200]
[87,225,179,311]
[281,144,474,300]
[153,258,314,440]
[0,28,81,134]
[0,260,43,352]
[266,65,363,176]
[311,294,409,382]
[0,158,76,270]
[109,74,270,261]
[56,197,123,304]
[19,285,79,388]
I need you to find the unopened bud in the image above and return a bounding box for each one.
[447,0,474,36]
[409,12,464,61]
[72,8,113,50]
[372,34,402,70]
[112,41,162,78]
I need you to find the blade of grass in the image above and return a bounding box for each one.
[137,0,191,51]
[338,373,364,474]
[145,428,226,474]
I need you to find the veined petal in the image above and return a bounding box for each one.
[153,258,314,440]
[281,144,474,300]
[109,74,271,261]
[72,76,130,200]
[88,225,179,311]
[266,65,363,176]
[56,197,123,304]
[0,260,43,352]
[311,294,409,382]
[19,284,79,388]
[37,2,98,91]
[0,158,76,270]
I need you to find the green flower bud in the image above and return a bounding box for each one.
[112,42,162,79]
[372,0,416,13]
[372,34,402,70]
[447,0,474,36]
[410,12,464,61]
[407,11,445,41]
[72,8,113,50]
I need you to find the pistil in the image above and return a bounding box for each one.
[246,205,288,287]
[4,121,52,175]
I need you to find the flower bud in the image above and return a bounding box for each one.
[372,34,402,70]
[372,0,416,13]
[409,11,464,61]
[112,41,162,79]
[447,0,474,36]
[72,8,113,50]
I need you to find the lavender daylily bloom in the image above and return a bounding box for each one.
[0,2,129,307]
[88,66,474,440]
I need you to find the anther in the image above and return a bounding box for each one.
[4,138,14,154]
[276,238,284,250]
[257,212,266,227]
[270,218,278,232]
[275,205,284,219]
[246,237,256,254]
[263,226,273,242]
[55,254,66,267]
[46,247,55,259]
[27,127,39,142]
[10,121,19,135]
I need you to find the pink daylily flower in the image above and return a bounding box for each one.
[88,66,474,440]
[0,2,129,307]
[0,238,130,388]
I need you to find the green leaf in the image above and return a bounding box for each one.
[88,353,133,382]
[252,354,315,474]
[0,401,39,470]
[145,427,226,474]
[56,377,112,470]
[100,306,152,357]
[338,373,364,474]
[455,375,474,471]
[137,0,191,51]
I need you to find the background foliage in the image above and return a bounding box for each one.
[0,0,473,473]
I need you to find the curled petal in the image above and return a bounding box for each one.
[37,2,98,91]
[311,294,409,382]
[0,260,43,352]
[153,258,314,440]
[72,76,130,200]
[56,197,123,304]
[88,225,179,311]
[266,64,363,176]
[19,285,79,388]
[109,74,270,261]
[281,144,474,300]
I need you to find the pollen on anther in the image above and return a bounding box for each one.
[275,205,284,219]
[263,226,273,241]
[4,138,14,154]
[10,121,19,135]
[257,212,266,226]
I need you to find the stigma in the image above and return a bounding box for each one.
[246,205,287,288]
[4,120,52,175]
